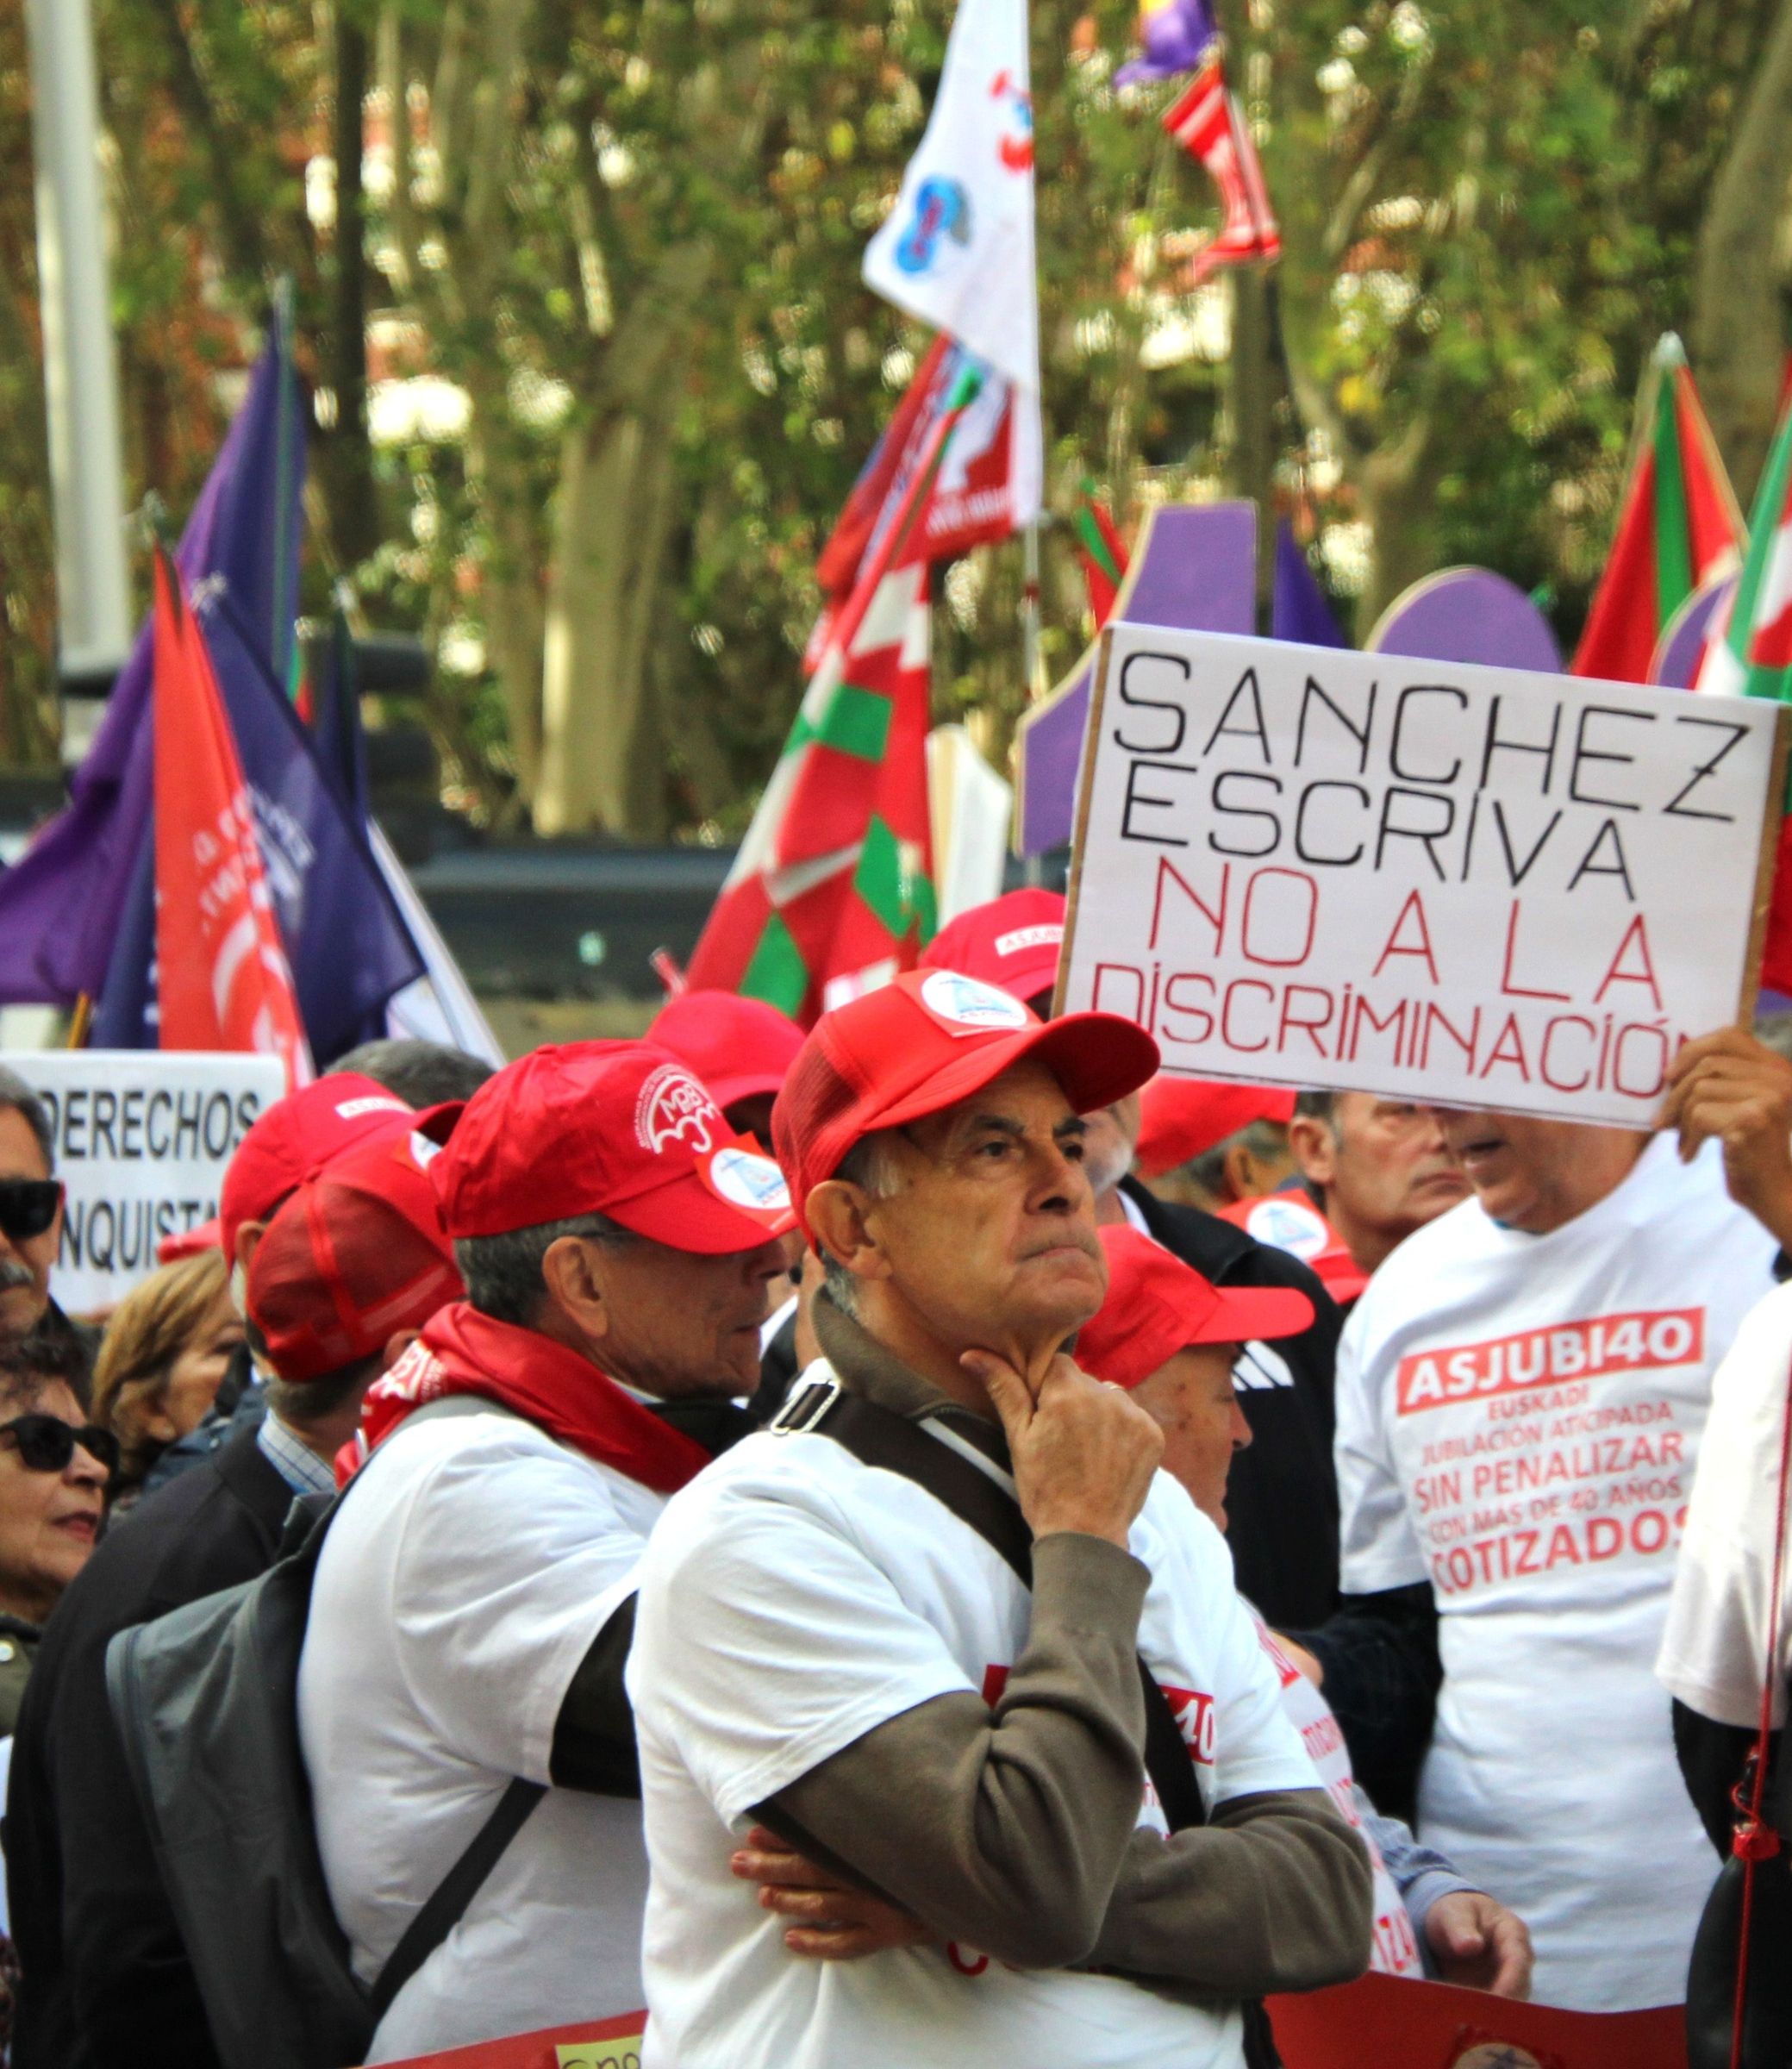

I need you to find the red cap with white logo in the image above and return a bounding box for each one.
[220,1073,415,1263]
[918,890,1067,1008]
[430,1041,795,1253]
[772,968,1159,1241]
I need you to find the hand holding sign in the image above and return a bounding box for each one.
[1662,1026,1792,1249]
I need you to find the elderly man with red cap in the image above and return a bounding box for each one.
[8,1087,462,2069]
[922,891,1346,1631]
[1077,1227,1533,2000]
[296,1041,815,2062]
[628,971,1371,2069]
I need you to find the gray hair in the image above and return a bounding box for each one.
[816,1131,901,1319]
[1179,1117,1290,1199]
[0,1067,54,1174]
[1293,1091,1337,1127]
[454,1210,638,1328]
[328,1039,496,1108]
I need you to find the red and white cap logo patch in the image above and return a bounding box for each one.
[704,1143,791,1216]
[634,1063,722,1157]
[918,969,1032,1034]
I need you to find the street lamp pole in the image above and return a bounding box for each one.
[24,0,131,764]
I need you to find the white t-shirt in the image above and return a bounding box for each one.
[628,1402,1321,2069]
[1335,1133,1777,2011]
[297,1407,662,2062]
[1658,1278,1792,1730]
[1252,1620,1420,1978]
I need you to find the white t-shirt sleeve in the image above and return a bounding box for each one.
[630,1487,975,1823]
[1658,1281,1792,1730]
[1334,1298,1427,1594]
[1145,1483,1319,1803]
[389,1436,648,1782]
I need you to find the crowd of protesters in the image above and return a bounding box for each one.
[0,891,1783,2066]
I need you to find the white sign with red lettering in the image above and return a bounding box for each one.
[1057,624,1789,1125]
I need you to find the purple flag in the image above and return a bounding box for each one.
[4,308,425,1060]
[1116,0,1218,85]
[1271,522,1346,648]
[0,305,304,1008]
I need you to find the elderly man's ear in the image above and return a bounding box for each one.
[804,1183,893,1286]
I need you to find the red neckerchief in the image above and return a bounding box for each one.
[343,1299,711,1493]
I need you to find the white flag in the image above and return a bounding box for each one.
[864,0,1040,399]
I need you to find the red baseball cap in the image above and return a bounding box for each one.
[1076,1226,1314,1390]
[431,1041,795,1253]
[220,1074,415,1262]
[920,890,1067,1008]
[1133,1076,1297,1179]
[648,990,805,1111]
[1218,1195,1369,1305]
[771,968,1159,1240]
[247,1112,465,1382]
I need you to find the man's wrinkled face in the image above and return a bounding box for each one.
[0,1110,58,1341]
[583,1232,789,1399]
[1327,1096,1467,1244]
[1427,1109,1612,1235]
[1130,1344,1251,1529]
[866,1059,1108,1354]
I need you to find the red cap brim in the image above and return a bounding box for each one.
[874,1009,1159,1135]
[1202,1282,1315,1345]
[604,1154,796,1254]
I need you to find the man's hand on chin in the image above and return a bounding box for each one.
[731,1827,934,1960]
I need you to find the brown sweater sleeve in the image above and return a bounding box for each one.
[1086,1788,1375,1995]
[762,1529,1151,1970]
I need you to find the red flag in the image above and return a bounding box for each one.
[1164,53,1280,279]
[152,553,312,1087]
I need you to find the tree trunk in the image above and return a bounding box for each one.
[535,382,686,834]
[1691,0,1792,505]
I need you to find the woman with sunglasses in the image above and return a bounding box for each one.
[0,1330,108,1735]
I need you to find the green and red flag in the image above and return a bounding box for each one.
[1073,482,1130,627]
[1690,392,1792,991]
[687,369,985,1022]
[1572,334,1742,684]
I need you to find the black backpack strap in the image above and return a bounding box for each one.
[773,1375,1205,1833]
[370,1774,547,2019]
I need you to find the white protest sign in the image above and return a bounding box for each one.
[9,1051,284,1313]
[1057,626,1789,1127]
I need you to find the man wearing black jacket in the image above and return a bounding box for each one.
[6,1110,463,2069]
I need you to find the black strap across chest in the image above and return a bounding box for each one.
[773,1378,1207,1835]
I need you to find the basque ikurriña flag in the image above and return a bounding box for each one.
[1072,482,1129,628]
[688,369,985,1021]
[151,551,312,1089]
[1573,334,1742,685]
[1694,391,1792,991]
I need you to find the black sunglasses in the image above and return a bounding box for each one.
[0,1180,61,1244]
[0,1413,118,1478]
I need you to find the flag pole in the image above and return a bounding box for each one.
[1021,522,1045,700]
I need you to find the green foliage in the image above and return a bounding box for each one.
[0,0,1784,816]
